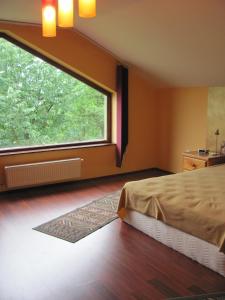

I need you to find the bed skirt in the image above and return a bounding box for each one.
[124,210,225,277]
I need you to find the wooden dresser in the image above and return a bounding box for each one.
[182,151,225,171]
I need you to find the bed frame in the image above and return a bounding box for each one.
[124,210,225,277]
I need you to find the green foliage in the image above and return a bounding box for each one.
[0,38,107,149]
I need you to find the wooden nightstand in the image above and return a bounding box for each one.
[182,151,225,171]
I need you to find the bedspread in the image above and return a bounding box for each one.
[118,165,225,253]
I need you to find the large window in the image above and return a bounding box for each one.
[0,34,111,152]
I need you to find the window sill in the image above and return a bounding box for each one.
[0,143,115,157]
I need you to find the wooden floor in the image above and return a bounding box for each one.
[0,169,224,300]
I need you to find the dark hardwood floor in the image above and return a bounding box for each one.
[0,169,224,300]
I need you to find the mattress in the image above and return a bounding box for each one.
[124,209,225,277]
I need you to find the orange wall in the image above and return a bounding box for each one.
[0,22,210,189]
[0,22,157,190]
[156,87,208,173]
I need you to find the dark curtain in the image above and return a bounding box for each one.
[116,65,128,167]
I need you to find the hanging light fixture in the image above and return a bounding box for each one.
[41,0,97,37]
[58,0,74,27]
[42,0,57,37]
[79,0,96,18]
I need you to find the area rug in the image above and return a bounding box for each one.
[169,291,225,300]
[33,190,121,243]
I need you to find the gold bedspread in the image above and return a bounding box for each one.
[118,165,225,253]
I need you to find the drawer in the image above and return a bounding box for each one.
[183,157,206,171]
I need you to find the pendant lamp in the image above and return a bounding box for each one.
[41,0,97,37]
[42,0,57,37]
[58,0,74,27]
[79,0,96,18]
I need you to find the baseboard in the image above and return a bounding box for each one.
[0,184,6,192]
[72,167,172,186]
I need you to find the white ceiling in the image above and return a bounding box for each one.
[0,0,225,87]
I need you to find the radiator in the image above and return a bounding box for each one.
[4,158,83,189]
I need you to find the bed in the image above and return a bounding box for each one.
[117,165,225,277]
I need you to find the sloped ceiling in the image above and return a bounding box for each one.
[0,0,225,87]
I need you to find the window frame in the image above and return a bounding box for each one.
[0,33,112,154]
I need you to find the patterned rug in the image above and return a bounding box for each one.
[169,292,225,300]
[33,190,121,242]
